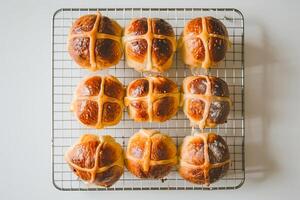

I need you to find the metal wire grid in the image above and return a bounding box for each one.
[52,8,245,191]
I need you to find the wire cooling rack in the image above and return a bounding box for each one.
[52,8,245,191]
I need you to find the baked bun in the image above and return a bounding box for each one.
[182,75,231,129]
[65,134,124,187]
[180,17,230,68]
[125,76,180,122]
[68,12,122,71]
[178,132,230,185]
[125,129,177,179]
[123,18,176,72]
[71,75,125,129]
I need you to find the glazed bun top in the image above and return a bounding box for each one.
[124,18,176,73]
[181,16,230,69]
[68,12,123,71]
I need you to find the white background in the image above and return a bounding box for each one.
[1,0,300,199]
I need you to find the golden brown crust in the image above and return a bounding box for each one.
[125,76,179,123]
[185,37,205,62]
[186,99,205,121]
[68,37,91,67]
[94,165,123,186]
[186,18,203,34]
[71,75,125,129]
[68,12,122,71]
[151,38,173,67]
[71,15,97,34]
[181,16,229,69]
[125,129,177,179]
[98,16,122,35]
[208,37,228,62]
[126,39,148,63]
[65,134,124,187]
[206,17,228,35]
[68,140,99,169]
[129,100,149,121]
[77,76,102,96]
[178,132,230,185]
[151,18,175,36]
[150,134,175,161]
[152,97,178,122]
[98,142,121,166]
[104,76,125,99]
[128,79,149,97]
[152,76,178,94]
[182,75,231,129]
[124,18,176,72]
[94,39,122,67]
[126,18,148,35]
[102,102,122,123]
[75,100,99,126]
[188,76,207,94]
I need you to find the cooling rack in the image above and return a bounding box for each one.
[52,8,245,191]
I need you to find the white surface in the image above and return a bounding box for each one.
[0,0,299,199]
